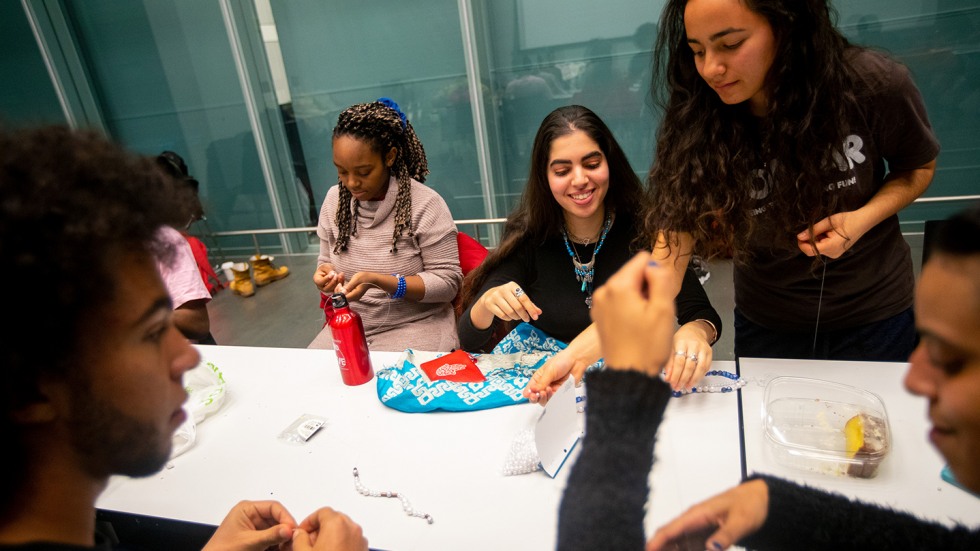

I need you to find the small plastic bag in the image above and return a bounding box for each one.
[171,360,227,459]
[278,414,327,444]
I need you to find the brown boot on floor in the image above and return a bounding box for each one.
[229,262,255,297]
[252,254,289,286]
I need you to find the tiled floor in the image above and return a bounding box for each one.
[207,235,925,362]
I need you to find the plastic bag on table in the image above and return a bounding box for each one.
[171,360,227,458]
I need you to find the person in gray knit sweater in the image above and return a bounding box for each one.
[559,204,980,550]
[309,98,462,352]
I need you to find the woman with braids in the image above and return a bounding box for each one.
[646,0,939,361]
[458,105,721,401]
[309,98,462,352]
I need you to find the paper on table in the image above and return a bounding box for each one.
[535,378,582,477]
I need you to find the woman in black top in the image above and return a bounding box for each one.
[457,105,721,400]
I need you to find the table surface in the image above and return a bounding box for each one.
[739,357,980,529]
[97,346,743,551]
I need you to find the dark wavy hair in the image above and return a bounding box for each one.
[461,105,647,309]
[0,126,180,514]
[645,0,857,261]
[332,99,429,253]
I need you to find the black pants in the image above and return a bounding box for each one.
[734,307,916,362]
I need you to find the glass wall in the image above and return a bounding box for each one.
[1,0,977,250]
[269,0,486,224]
[834,0,980,226]
[62,1,292,254]
[481,0,661,215]
[0,1,65,128]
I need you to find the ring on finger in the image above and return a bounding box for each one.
[688,353,699,362]
[674,351,686,357]
[513,286,525,298]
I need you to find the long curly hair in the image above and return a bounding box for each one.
[0,125,180,515]
[461,105,647,310]
[645,0,856,261]
[332,99,429,253]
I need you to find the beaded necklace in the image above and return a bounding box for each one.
[671,369,747,398]
[561,211,613,309]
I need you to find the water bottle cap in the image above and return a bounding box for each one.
[331,293,349,309]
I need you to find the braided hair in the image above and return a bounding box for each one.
[332,98,429,253]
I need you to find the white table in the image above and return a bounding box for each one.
[739,357,980,529]
[97,346,742,551]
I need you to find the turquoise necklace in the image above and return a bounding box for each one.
[560,211,613,309]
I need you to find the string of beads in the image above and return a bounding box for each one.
[352,467,434,524]
[671,370,747,398]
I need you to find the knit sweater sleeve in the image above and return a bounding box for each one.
[742,474,980,551]
[557,369,673,551]
[411,183,462,303]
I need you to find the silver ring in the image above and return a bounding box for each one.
[688,353,699,362]
[675,351,686,357]
[513,287,525,298]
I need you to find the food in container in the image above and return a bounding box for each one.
[763,376,890,478]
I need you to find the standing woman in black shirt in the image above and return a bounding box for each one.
[646,0,939,361]
[457,105,721,399]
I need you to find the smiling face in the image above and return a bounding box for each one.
[333,134,396,202]
[684,0,777,116]
[65,250,200,478]
[904,254,980,493]
[547,129,610,235]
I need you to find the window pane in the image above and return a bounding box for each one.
[483,0,661,214]
[65,1,282,251]
[0,3,65,128]
[834,1,980,226]
[269,0,483,220]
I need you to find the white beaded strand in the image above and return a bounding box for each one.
[352,467,434,524]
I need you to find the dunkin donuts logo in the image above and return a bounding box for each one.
[436,363,468,376]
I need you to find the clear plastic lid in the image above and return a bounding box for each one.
[763,376,891,478]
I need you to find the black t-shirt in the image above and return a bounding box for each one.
[735,48,940,331]
[458,212,721,351]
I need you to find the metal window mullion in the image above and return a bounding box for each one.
[458,0,501,245]
[218,0,290,253]
[21,0,107,131]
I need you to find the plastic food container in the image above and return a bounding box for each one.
[763,376,890,478]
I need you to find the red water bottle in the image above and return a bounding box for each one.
[328,293,374,386]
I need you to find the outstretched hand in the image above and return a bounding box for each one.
[646,479,770,551]
[523,348,577,405]
[203,500,297,551]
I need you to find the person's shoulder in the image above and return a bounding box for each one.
[846,47,913,96]
[409,178,444,199]
[155,225,184,244]
[409,179,453,212]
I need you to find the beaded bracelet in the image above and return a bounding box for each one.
[391,273,407,299]
[671,369,747,398]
